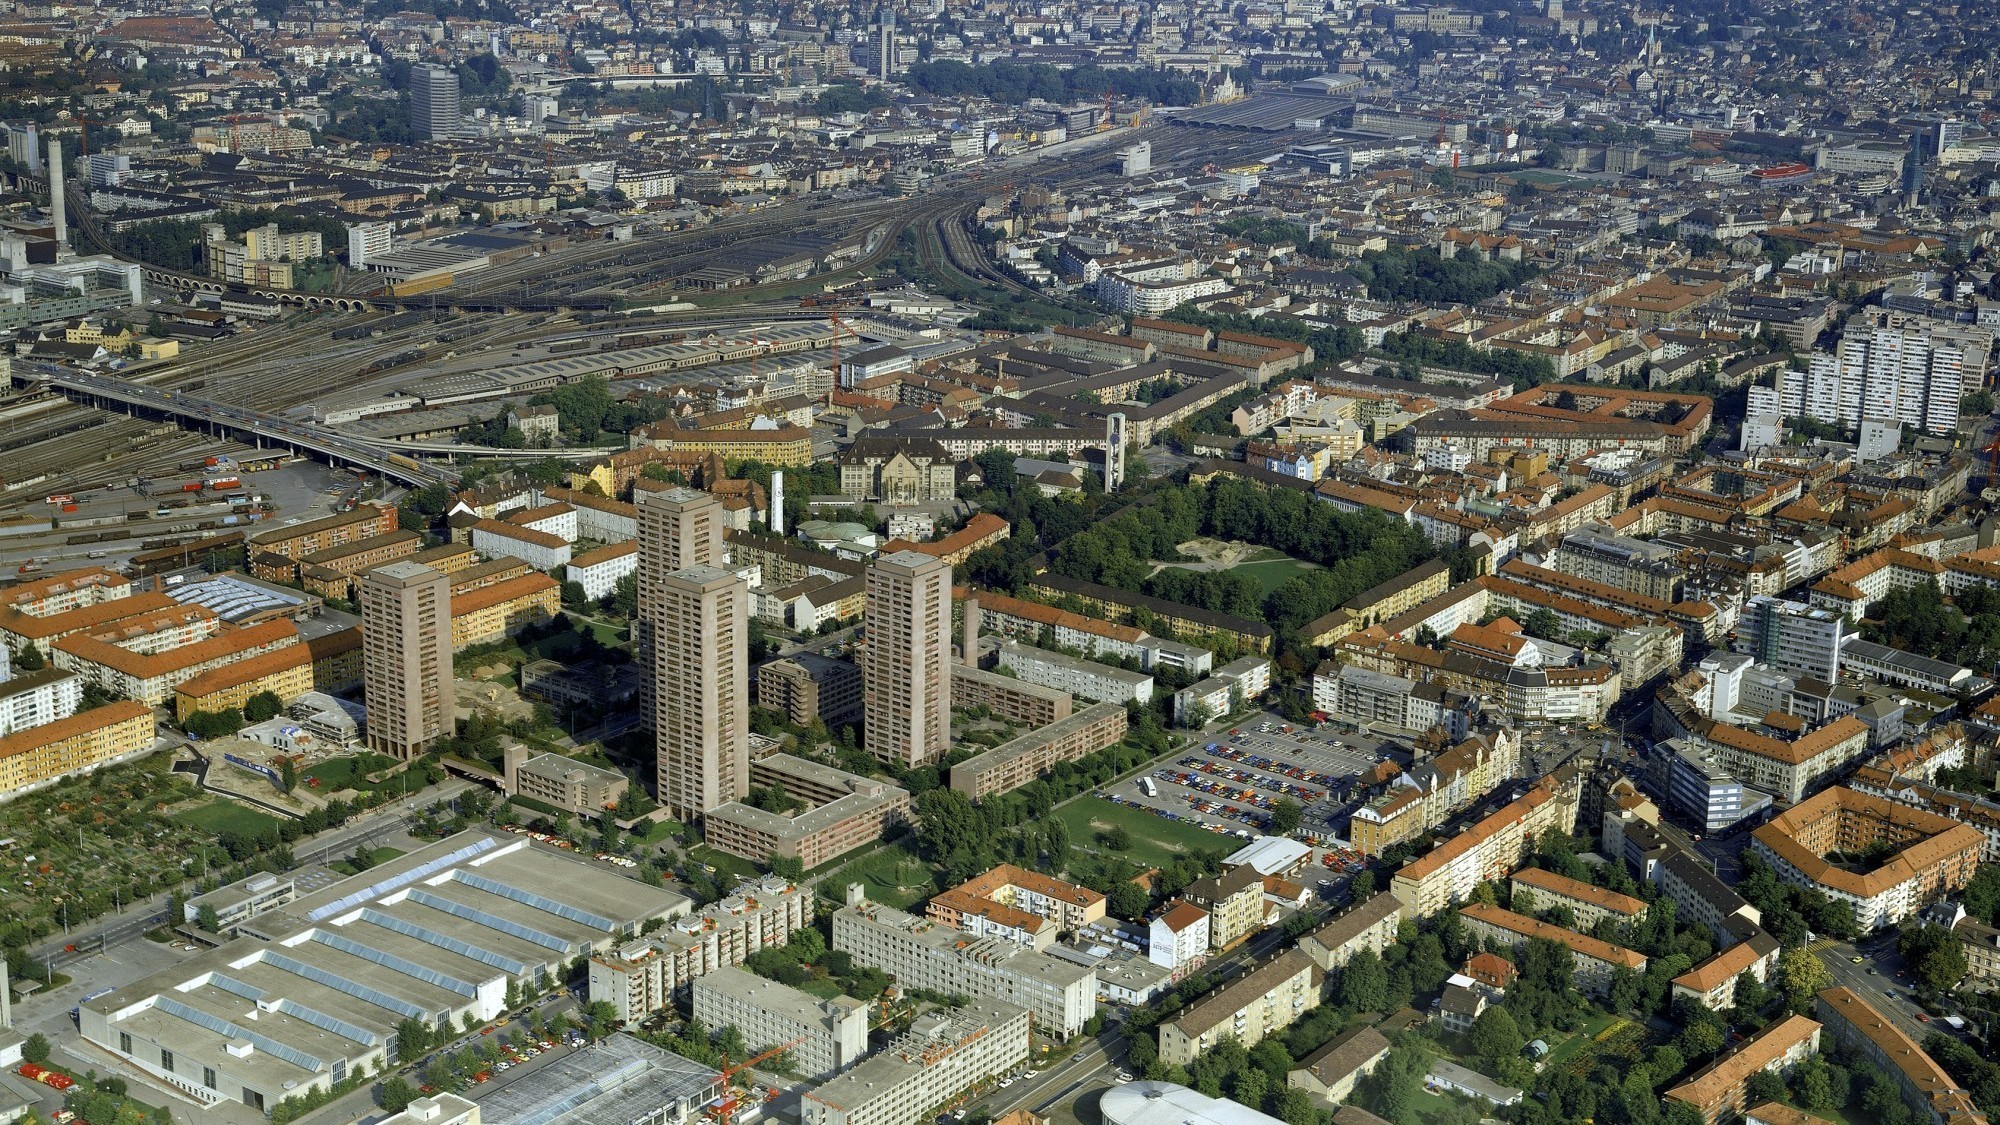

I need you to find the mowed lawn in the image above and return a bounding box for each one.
[1057,797,1235,867]
[172,800,281,838]
[1158,553,1318,596]
[832,845,937,909]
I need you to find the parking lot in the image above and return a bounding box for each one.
[1094,709,1399,854]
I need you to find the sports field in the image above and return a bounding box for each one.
[1055,796,1233,867]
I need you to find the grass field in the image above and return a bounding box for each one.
[797,977,847,1001]
[688,844,762,884]
[1056,797,1235,868]
[831,843,937,909]
[172,800,281,839]
[302,753,402,793]
[332,846,405,875]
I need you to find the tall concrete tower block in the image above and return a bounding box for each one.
[46,135,65,251]
[863,550,953,767]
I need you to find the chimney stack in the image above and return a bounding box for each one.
[770,470,784,535]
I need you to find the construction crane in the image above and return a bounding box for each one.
[705,1036,808,1125]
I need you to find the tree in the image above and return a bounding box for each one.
[13,645,45,671]
[379,1076,419,1112]
[183,708,243,739]
[1339,949,1389,1011]
[243,690,284,723]
[1109,881,1149,920]
[278,755,296,794]
[1469,1005,1525,1063]
[1794,1056,1836,1112]
[1103,826,1132,851]
[1778,946,1830,1011]
[196,903,221,932]
[21,1033,49,1064]
[1268,797,1303,836]
[1900,924,1969,993]
[768,854,804,881]
[1677,1019,1724,1059]
[1746,1069,1788,1105]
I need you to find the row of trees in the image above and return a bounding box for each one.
[1864,582,2000,674]
[1337,245,1543,306]
[1047,476,1437,650]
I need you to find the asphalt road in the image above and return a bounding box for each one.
[1817,933,1939,1044]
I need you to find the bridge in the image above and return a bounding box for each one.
[21,361,462,489]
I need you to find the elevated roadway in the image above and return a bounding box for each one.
[21,361,461,488]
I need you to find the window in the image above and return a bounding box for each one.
[161,1048,175,1072]
[204,1067,217,1090]
[119,1032,132,1054]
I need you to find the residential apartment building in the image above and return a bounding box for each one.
[359,562,449,759]
[648,565,750,821]
[757,654,865,729]
[950,664,1072,728]
[800,1002,1031,1125]
[947,703,1128,800]
[1288,1026,1393,1108]
[1554,524,1686,602]
[1814,987,1984,1125]
[1157,949,1319,1067]
[1507,867,1649,931]
[1297,892,1404,975]
[1652,691,1872,805]
[1671,929,1783,1012]
[1664,1015,1823,1125]
[0,700,155,799]
[863,551,954,768]
[703,756,909,869]
[1181,864,1266,951]
[54,619,301,706]
[248,505,398,561]
[832,892,1096,1039]
[589,874,814,1021]
[567,542,638,602]
[449,573,561,647]
[0,666,80,737]
[172,645,314,722]
[1391,774,1579,918]
[926,865,1106,952]
[1749,318,1969,435]
[1456,904,1649,996]
[1148,902,1210,971]
[470,519,572,572]
[691,966,868,1080]
[992,640,1155,705]
[0,566,131,616]
[1749,787,1982,932]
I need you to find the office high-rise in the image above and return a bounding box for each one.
[636,487,725,734]
[648,565,749,820]
[359,561,451,759]
[862,550,952,768]
[411,63,462,142]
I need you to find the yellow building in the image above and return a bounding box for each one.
[629,424,815,467]
[451,573,561,648]
[0,701,156,797]
[173,645,316,721]
[306,628,363,694]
